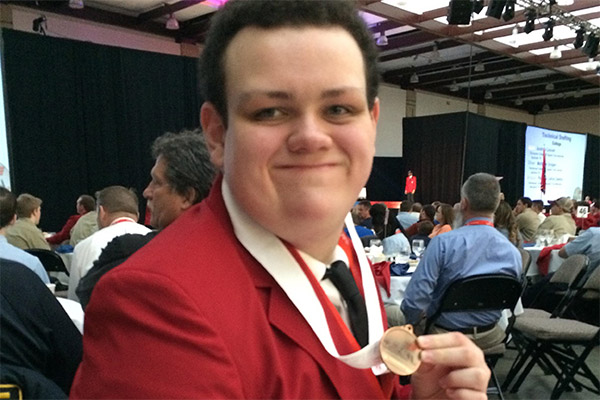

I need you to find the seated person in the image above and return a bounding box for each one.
[370,203,400,240]
[429,203,453,238]
[5,194,50,250]
[355,199,372,229]
[410,220,433,249]
[536,197,576,238]
[404,204,435,238]
[494,200,522,247]
[531,199,546,224]
[0,188,50,283]
[0,259,82,398]
[390,173,521,351]
[76,129,215,310]
[46,195,95,246]
[396,201,418,230]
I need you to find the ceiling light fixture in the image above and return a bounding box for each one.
[556,0,574,5]
[514,97,523,106]
[542,19,554,41]
[573,27,585,49]
[32,16,46,35]
[376,33,388,46]
[409,72,419,84]
[473,0,484,14]
[502,0,516,21]
[484,90,493,100]
[486,0,507,19]
[549,46,562,59]
[166,14,179,30]
[542,103,550,112]
[450,80,459,92]
[582,33,599,58]
[431,42,440,59]
[69,0,84,9]
[524,9,536,34]
[574,88,582,98]
[545,82,555,91]
[474,61,485,72]
[447,0,474,25]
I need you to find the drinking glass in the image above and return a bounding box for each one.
[412,239,425,259]
[369,239,383,255]
[396,244,411,264]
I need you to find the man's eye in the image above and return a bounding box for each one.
[327,105,351,116]
[253,108,282,120]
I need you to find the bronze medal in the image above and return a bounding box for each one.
[379,325,421,376]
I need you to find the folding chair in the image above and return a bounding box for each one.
[502,257,599,399]
[519,254,588,320]
[424,274,522,400]
[24,249,69,276]
[517,247,532,290]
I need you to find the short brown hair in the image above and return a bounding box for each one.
[16,193,42,219]
[95,186,139,216]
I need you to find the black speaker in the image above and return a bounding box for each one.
[486,0,507,19]
[447,0,474,25]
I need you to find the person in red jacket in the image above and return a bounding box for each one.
[71,1,490,399]
[46,195,94,246]
[405,170,417,202]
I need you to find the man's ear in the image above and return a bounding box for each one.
[200,102,226,170]
[460,197,469,211]
[9,214,16,226]
[181,188,197,210]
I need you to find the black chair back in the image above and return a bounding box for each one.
[24,249,69,276]
[425,273,522,334]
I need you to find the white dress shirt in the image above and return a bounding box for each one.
[68,217,150,301]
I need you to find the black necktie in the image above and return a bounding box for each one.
[322,260,369,348]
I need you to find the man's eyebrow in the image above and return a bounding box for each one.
[238,90,293,104]
[320,87,363,99]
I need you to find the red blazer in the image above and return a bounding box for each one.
[71,180,397,399]
[405,176,416,194]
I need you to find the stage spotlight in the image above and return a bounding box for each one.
[573,27,585,49]
[524,9,536,34]
[473,0,484,14]
[486,0,507,19]
[502,0,516,21]
[542,19,554,42]
[447,0,474,25]
[582,33,599,58]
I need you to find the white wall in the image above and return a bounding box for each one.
[534,108,600,135]
[415,91,477,116]
[375,84,405,157]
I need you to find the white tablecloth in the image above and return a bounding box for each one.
[524,247,564,276]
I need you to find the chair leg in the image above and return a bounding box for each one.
[502,341,535,391]
[550,343,599,399]
[487,366,505,400]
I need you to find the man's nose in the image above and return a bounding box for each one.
[287,115,333,153]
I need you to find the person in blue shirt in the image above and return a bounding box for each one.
[396,173,521,350]
[0,188,50,284]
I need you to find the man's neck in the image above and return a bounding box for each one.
[463,211,494,221]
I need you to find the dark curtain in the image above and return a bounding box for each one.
[583,134,600,199]
[2,29,199,231]
[367,157,404,201]
[463,113,527,205]
[403,112,527,206]
[402,112,466,205]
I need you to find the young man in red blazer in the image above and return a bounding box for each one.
[71,1,489,398]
